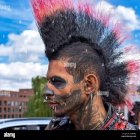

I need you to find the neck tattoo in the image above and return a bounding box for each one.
[72,93,106,130]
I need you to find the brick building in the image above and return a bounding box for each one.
[0,89,33,118]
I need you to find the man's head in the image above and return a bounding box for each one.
[31,0,129,117]
[45,42,102,117]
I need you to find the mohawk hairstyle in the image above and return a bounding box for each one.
[30,0,139,106]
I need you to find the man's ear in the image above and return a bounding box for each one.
[83,74,99,95]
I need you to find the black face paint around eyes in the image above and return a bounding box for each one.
[50,76,67,89]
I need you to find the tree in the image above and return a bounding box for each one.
[24,76,52,117]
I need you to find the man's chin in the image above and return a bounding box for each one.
[52,110,66,117]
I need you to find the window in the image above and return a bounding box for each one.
[15,102,18,106]
[12,114,14,118]
[11,94,14,98]
[25,102,28,106]
[8,108,10,113]
[22,102,24,106]
[0,108,1,113]
[0,101,2,106]
[16,108,18,112]
[12,108,14,113]
[7,101,11,106]
[4,114,6,118]
[4,101,7,106]
[8,115,10,118]
[16,94,19,98]
[23,108,27,112]
[4,107,6,113]
[11,101,14,106]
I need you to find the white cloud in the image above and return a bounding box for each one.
[96,1,140,31]
[116,6,140,31]
[0,79,31,91]
[9,30,44,53]
[0,44,13,56]
[0,62,48,90]
[0,29,45,63]
[0,27,48,90]
[121,45,140,61]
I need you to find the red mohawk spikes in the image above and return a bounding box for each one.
[31,0,73,23]
[31,0,127,45]
[127,60,140,73]
[30,0,140,106]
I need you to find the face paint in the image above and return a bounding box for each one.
[46,89,83,117]
[48,76,67,89]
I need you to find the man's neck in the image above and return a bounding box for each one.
[69,94,107,130]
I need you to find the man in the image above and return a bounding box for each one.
[30,0,139,130]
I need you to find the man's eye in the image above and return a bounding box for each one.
[50,76,67,89]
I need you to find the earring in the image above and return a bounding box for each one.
[90,92,93,100]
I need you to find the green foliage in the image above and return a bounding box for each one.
[23,76,52,117]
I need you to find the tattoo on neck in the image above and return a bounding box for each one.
[74,94,105,130]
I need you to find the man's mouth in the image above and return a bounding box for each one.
[45,94,67,110]
[47,101,59,110]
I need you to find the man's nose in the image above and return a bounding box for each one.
[43,85,54,96]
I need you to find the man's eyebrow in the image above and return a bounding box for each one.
[46,75,55,80]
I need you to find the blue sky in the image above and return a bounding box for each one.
[0,0,140,90]
[0,0,33,43]
[109,0,140,45]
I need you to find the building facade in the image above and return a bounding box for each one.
[0,89,33,118]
